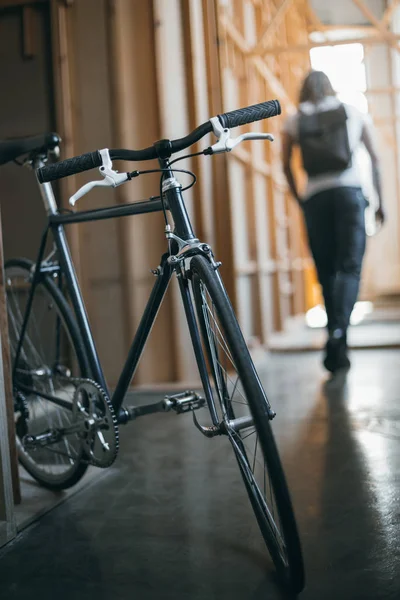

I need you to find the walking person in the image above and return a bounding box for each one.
[282,70,385,374]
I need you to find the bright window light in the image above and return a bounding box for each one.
[306,305,327,329]
[306,302,374,329]
[310,43,368,113]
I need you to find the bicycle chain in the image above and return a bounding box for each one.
[21,375,120,468]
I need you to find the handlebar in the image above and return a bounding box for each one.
[37,99,281,184]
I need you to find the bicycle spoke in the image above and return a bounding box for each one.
[197,276,289,565]
[6,263,85,484]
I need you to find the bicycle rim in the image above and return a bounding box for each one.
[191,255,304,592]
[5,259,88,489]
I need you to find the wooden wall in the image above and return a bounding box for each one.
[361,7,400,299]
[216,0,314,343]
[0,0,315,387]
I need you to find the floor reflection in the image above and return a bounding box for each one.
[1,350,399,599]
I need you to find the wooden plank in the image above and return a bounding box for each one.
[203,0,236,307]
[232,147,270,175]
[50,0,83,283]
[152,0,201,384]
[303,0,324,32]
[263,34,400,54]
[106,0,176,385]
[106,0,149,369]
[320,24,375,32]
[180,0,206,243]
[217,0,313,338]
[382,0,400,27]
[0,344,17,545]
[373,115,400,124]
[240,45,263,342]
[251,0,294,55]
[366,86,400,94]
[221,15,292,100]
[0,214,20,506]
[352,0,400,53]
[218,14,295,110]
[386,43,400,266]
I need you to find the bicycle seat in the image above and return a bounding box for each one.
[0,132,61,166]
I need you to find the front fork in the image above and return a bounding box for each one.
[177,270,220,427]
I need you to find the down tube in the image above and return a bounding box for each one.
[112,253,173,413]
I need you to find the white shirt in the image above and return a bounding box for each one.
[284,97,370,200]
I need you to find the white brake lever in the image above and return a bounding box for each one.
[69,148,129,206]
[208,116,274,155]
[228,132,274,150]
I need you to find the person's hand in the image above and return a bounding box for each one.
[375,206,386,226]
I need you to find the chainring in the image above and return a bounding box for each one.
[72,379,119,468]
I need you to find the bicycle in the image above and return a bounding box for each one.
[2,100,305,593]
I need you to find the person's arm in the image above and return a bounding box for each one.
[361,120,385,225]
[282,131,301,204]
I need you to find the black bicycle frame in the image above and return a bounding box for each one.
[13,158,220,426]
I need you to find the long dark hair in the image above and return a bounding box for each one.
[299,70,336,105]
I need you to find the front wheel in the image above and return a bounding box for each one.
[190,255,305,593]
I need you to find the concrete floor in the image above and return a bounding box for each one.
[269,314,400,352]
[1,349,400,599]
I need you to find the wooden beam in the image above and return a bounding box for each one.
[251,0,294,55]
[320,24,375,32]
[352,0,400,53]
[0,214,20,506]
[219,14,295,109]
[233,150,270,177]
[263,34,400,54]
[106,0,176,385]
[382,0,400,27]
[372,115,400,123]
[180,0,207,244]
[386,42,400,255]
[206,0,236,306]
[366,86,400,94]
[303,0,324,32]
[49,0,84,284]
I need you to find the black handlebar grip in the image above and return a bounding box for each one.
[217,100,281,129]
[37,150,102,183]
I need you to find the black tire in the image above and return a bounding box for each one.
[190,255,305,593]
[5,258,90,490]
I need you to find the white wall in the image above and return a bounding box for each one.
[362,42,400,296]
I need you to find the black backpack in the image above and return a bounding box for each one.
[298,103,352,176]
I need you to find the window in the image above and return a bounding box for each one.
[310,43,368,113]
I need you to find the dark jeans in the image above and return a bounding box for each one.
[302,186,367,336]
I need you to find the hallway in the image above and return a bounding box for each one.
[0,349,399,599]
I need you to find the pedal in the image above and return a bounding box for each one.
[163,390,205,414]
[123,391,205,423]
[23,430,62,449]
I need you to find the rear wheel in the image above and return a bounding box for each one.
[190,255,305,593]
[5,258,90,490]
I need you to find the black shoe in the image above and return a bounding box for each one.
[323,330,350,373]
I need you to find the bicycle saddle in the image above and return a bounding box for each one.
[0,132,61,166]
